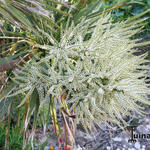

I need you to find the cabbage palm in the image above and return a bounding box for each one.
[0,0,150,150]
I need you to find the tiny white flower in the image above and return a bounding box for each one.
[68,76,74,82]
[98,88,104,95]
[91,97,96,102]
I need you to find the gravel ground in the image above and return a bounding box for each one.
[34,106,150,150]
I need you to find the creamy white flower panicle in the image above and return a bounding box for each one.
[10,14,150,132]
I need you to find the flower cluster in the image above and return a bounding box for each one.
[10,14,150,132]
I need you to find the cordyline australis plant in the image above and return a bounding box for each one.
[3,13,150,147]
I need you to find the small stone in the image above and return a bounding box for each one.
[125,137,128,142]
[145,118,149,123]
[113,137,122,142]
[134,142,140,149]
[146,125,150,130]
[106,146,111,150]
[85,134,93,140]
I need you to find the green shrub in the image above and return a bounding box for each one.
[0,122,33,150]
[0,0,150,149]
